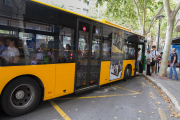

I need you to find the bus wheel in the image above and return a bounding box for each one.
[124,65,132,81]
[123,67,128,81]
[1,76,41,116]
[127,65,132,79]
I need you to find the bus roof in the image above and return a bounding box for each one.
[31,0,144,37]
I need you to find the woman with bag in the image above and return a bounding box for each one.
[145,50,152,76]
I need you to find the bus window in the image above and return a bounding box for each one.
[128,47,136,59]
[57,27,75,63]
[124,41,136,60]
[35,34,54,64]
[102,27,113,61]
[0,32,56,66]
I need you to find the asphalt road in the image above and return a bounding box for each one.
[0,76,179,120]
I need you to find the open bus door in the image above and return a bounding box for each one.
[136,42,145,74]
[126,34,145,75]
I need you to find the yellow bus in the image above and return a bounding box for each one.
[0,0,145,116]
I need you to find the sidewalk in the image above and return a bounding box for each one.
[143,67,180,114]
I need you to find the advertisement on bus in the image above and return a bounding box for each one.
[109,31,124,81]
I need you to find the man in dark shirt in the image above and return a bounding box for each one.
[168,48,178,80]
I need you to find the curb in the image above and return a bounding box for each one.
[142,74,180,114]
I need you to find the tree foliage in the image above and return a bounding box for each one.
[95,0,164,35]
[88,0,176,38]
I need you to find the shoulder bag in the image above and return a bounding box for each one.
[145,59,151,65]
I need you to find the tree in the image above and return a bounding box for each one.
[133,0,164,36]
[96,0,164,36]
[159,0,180,77]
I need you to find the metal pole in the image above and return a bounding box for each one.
[157,18,161,51]
[155,18,161,74]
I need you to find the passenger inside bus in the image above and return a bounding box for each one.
[0,42,6,56]
[57,53,65,63]
[36,45,44,61]
[30,52,43,65]
[1,37,20,65]
[47,49,54,63]
[64,44,72,62]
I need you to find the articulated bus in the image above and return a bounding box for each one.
[0,0,145,116]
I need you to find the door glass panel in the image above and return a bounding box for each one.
[76,21,90,87]
[90,25,101,84]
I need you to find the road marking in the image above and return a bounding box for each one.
[149,92,157,99]
[113,85,142,94]
[141,82,147,87]
[54,86,142,100]
[158,108,167,120]
[49,100,71,120]
[54,92,142,100]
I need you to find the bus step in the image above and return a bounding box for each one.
[75,85,98,94]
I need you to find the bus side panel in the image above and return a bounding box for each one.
[54,63,75,97]
[122,60,136,77]
[0,65,56,98]
[131,60,136,76]
[99,61,111,86]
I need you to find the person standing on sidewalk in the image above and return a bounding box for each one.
[151,46,158,74]
[168,48,178,80]
[158,52,163,72]
[146,50,152,76]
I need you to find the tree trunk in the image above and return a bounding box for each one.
[159,18,174,77]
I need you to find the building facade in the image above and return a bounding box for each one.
[38,0,90,16]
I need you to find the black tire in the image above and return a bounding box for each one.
[1,76,41,116]
[127,65,132,79]
[123,67,128,81]
[123,65,132,81]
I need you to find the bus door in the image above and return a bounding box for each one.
[75,20,102,91]
[136,42,145,73]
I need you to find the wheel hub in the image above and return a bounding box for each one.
[15,90,25,100]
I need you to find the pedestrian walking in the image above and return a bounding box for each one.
[151,46,158,74]
[145,50,152,76]
[168,48,178,80]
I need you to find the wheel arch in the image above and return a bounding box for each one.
[123,64,132,80]
[127,64,132,76]
[124,64,132,71]
[0,74,44,101]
